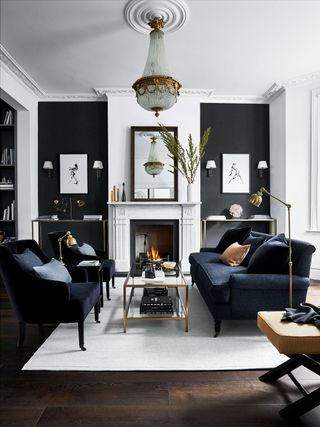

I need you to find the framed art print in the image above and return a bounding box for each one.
[60,154,88,194]
[222,153,250,194]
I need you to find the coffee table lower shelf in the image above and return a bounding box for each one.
[123,283,189,333]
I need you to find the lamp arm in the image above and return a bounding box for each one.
[260,187,291,209]
[57,231,70,264]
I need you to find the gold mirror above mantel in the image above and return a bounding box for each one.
[131,126,178,202]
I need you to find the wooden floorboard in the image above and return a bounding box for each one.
[0,281,319,427]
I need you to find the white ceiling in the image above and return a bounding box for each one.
[1,0,320,96]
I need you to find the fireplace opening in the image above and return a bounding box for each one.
[130,220,179,265]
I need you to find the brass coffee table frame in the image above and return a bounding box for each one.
[123,268,189,333]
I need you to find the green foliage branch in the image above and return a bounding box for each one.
[158,124,211,184]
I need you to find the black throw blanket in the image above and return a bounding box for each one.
[282,303,320,329]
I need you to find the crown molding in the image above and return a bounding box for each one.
[262,83,284,102]
[283,70,320,88]
[44,93,105,102]
[94,87,217,99]
[124,0,189,34]
[0,44,45,98]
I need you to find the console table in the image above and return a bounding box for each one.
[31,219,107,253]
[202,217,277,246]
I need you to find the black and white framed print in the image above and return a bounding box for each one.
[222,153,250,194]
[59,154,88,194]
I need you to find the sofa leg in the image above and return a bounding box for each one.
[17,321,26,348]
[78,321,86,351]
[94,302,100,323]
[214,319,222,337]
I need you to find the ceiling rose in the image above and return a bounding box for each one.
[124,0,189,34]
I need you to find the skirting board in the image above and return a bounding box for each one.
[311,267,320,281]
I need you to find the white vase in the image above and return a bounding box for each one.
[187,183,194,202]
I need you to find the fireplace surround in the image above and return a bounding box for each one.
[108,202,201,272]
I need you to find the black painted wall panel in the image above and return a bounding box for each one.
[38,102,108,255]
[200,103,270,245]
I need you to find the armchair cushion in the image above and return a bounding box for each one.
[248,234,289,274]
[70,243,97,257]
[33,258,72,283]
[215,227,251,253]
[13,248,44,273]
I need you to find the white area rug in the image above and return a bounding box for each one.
[23,277,287,371]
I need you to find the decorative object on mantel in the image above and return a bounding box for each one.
[144,135,164,177]
[131,13,182,117]
[229,204,243,218]
[159,124,211,202]
[121,183,126,202]
[110,185,120,202]
[257,160,268,178]
[249,187,293,307]
[53,198,85,220]
[92,160,103,179]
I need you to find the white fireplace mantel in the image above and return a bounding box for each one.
[108,202,201,272]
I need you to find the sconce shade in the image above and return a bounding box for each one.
[206,160,216,177]
[206,160,216,169]
[93,160,103,170]
[43,161,54,170]
[257,160,268,170]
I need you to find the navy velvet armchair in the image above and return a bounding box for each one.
[0,239,101,350]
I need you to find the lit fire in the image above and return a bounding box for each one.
[147,246,160,261]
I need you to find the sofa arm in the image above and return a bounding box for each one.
[200,247,219,253]
[229,273,310,291]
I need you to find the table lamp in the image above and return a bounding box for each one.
[248,187,293,307]
[58,231,77,264]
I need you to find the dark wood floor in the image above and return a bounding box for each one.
[1,282,319,427]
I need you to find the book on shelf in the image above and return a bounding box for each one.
[77,260,100,267]
[3,110,13,125]
[249,214,271,219]
[0,148,15,165]
[206,215,226,220]
[83,215,103,220]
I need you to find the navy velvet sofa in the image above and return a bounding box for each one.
[189,230,316,336]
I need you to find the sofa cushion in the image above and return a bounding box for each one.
[215,227,251,253]
[189,251,221,269]
[220,242,251,266]
[248,234,289,274]
[13,248,44,273]
[33,258,72,283]
[197,262,247,303]
[241,234,267,266]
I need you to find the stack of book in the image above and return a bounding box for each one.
[0,181,14,190]
[140,288,173,314]
[2,201,14,220]
[83,214,102,220]
[2,111,13,125]
[1,148,15,165]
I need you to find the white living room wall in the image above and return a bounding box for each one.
[0,65,38,239]
[286,79,320,280]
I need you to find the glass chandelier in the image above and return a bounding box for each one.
[132,17,181,117]
[144,135,164,177]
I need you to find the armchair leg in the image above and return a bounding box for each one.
[106,280,111,301]
[78,321,86,351]
[94,302,100,323]
[17,321,26,348]
[214,319,222,337]
[112,275,115,288]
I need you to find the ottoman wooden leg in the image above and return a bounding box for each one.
[279,387,320,419]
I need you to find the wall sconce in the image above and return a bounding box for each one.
[43,160,54,177]
[257,160,268,177]
[206,160,216,177]
[93,160,103,179]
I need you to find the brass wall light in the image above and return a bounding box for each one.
[43,161,54,177]
[93,160,103,179]
[257,160,268,178]
[58,231,77,264]
[248,187,293,307]
[206,160,216,177]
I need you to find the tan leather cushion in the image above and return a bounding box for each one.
[257,311,320,354]
[220,242,251,266]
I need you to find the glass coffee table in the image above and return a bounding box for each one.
[123,262,189,333]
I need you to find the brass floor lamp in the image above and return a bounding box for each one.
[248,187,293,308]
